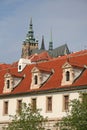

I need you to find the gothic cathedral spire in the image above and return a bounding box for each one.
[21,18,38,58]
[40,35,45,50]
[49,29,53,51]
[25,17,35,43]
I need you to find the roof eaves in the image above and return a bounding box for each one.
[0,85,87,99]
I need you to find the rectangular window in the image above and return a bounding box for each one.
[3,101,8,115]
[31,98,37,110]
[17,100,22,113]
[82,93,87,103]
[46,96,52,112]
[63,95,69,111]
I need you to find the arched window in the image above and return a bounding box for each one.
[34,75,38,85]
[66,71,70,81]
[7,80,10,89]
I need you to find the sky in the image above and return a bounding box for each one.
[0,0,87,63]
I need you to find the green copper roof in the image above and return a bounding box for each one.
[49,29,53,51]
[25,18,36,43]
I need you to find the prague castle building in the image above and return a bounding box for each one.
[21,18,70,59]
[0,19,87,130]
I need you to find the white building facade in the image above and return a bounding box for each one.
[0,50,87,130]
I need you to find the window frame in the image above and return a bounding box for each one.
[46,96,52,112]
[3,101,9,115]
[31,98,37,110]
[17,99,22,113]
[63,95,69,112]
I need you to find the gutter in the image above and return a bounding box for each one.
[0,85,87,99]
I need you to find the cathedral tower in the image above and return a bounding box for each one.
[49,29,53,51]
[40,35,45,50]
[21,18,38,58]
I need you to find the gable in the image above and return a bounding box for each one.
[62,62,72,69]
[31,67,40,73]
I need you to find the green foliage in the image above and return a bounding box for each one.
[59,93,87,130]
[4,103,47,130]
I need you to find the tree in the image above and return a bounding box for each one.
[4,103,47,130]
[56,93,87,130]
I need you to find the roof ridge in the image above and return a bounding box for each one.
[69,50,87,58]
[0,66,17,72]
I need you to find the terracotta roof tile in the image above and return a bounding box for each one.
[0,50,87,95]
[30,51,52,62]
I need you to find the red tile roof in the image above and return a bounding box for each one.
[0,50,87,96]
[29,51,52,62]
[0,63,11,70]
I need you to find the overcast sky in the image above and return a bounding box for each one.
[0,0,87,63]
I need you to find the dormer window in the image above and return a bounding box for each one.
[66,71,70,81]
[61,62,74,86]
[61,62,83,86]
[19,65,21,70]
[7,80,10,89]
[31,66,52,89]
[31,67,41,89]
[3,73,14,93]
[3,72,23,93]
[18,58,31,72]
[34,75,38,85]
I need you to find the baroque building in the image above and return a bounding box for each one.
[0,19,87,130]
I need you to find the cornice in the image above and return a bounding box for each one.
[0,85,87,99]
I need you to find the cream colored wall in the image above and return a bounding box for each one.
[0,90,80,123]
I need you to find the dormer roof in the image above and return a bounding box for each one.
[0,50,87,96]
